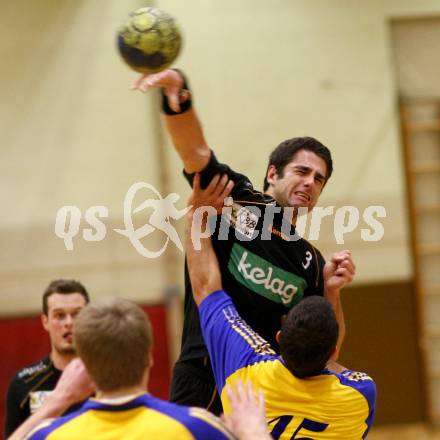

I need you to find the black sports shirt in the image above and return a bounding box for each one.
[179,152,325,361]
[4,356,61,438]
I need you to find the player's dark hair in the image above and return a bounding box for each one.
[263,137,333,191]
[42,279,89,315]
[279,296,338,378]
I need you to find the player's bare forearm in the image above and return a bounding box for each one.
[164,108,211,173]
[324,290,345,360]
[133,69,211,173]
[185,174,233,304]
[323,250,354,360]
[186,211,222,306]
[7,396,66,440]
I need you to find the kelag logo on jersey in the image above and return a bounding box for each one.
[228,243,307,307]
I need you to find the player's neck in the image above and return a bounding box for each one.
[96,371,150,400]
[264,189,299,226]
[96,385,146,400]
[50,349,76,371]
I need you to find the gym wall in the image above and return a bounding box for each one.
[2,0,440,426]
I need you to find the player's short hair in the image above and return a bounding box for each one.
[74,297,152,391]
[263,137,333,191]
[42,279,89,315]
[279,296,338,378]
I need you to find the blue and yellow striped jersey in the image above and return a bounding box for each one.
[26,393,234,440]
[200,290,376,439]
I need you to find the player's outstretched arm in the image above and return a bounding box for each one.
[186,174,233,305]
[133,69,211,173]
[8,359,94,440]
[186,207,221,305]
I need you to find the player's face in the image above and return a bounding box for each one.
[266,150,327,210]
[42,293,87,356]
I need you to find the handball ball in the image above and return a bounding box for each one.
[117,7,182,74]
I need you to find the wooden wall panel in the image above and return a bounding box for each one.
[340,280,424,425]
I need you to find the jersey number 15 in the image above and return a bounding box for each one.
[269,415,329,439]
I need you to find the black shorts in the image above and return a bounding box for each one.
[169,357,223,416]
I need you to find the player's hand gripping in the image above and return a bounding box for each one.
[189,173,234,215]
[49,358,95,409]
[323,250,356,295]
[131,69,188,113]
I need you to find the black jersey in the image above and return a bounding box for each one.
[4,356,61,438]
[179,152,325,361]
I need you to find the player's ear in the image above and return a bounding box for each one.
[41,314,49,331]
[266,165,278,186]
[276,330,282,344]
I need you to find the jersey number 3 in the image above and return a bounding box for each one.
[302,251,313,269]
[269,415,329,439]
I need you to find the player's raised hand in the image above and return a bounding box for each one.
[222,380,270,440]
[50,358,95,407]
[323,250,356,295]
[131,69,186,113]
[189,173,234,214]
[186,174,228,304]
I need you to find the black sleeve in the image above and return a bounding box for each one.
[183,151,274,204]
[4,376,26,438]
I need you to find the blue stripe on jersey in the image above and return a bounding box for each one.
[28,394,231,440]
[27,401,90,439]
[199,290,278,392]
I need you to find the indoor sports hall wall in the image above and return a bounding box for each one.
[0,0,172,314]
[2,0,440,428]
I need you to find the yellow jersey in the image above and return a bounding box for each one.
[200,290,376,439]
[26,393,234,439]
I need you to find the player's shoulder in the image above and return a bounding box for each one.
[332,369,376,405]
[24,417,56,440]
[186,406,235,439]
[339,369,374,382]
[13,357,52,383]
[208,152,273,205]
[233,188,275,207]
[141,393,200,419]
[143,395,234,439]
[294,235,325,260]
[338,369,376,390]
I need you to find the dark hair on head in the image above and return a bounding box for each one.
[42,279,89,315]
[263,137,333,191]
[279,296,338,378]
